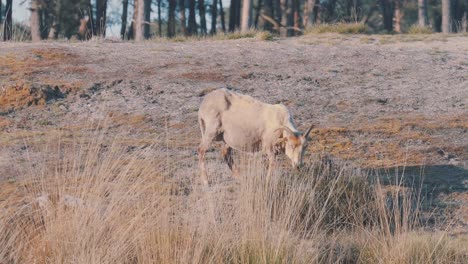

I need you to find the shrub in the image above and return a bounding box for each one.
[256,31,275,41]
[407,25,433,34]
[305,23,369,34]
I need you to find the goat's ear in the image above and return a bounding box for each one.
[277,137,287,144]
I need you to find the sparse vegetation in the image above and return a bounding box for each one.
[255,31,275,41]
[0,129,466,263]
[305,23,370,35]
[408,25,434,34]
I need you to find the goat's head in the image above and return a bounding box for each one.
[276,125,313,169]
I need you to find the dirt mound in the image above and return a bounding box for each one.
[0,83,65,112]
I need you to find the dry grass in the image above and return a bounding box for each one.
[0,48,88,93]
[148,30,269,43]
[307,114,468,168]
[305,23,369,34]
[0,48,81,79]
[0,82,65,112]
[407,25,434,34]
[255,31,275,41]
[0,127,466,263]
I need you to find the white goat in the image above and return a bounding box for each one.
[198,88,313,185]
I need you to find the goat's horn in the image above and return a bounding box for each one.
[275,126,295,135]
[304,125,314,138]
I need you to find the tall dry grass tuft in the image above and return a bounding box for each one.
[0,127,466,263]
[305,23,369,34]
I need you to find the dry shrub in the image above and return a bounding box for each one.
[256,31,275,41]
[0,127,466,263]
[306,23,369,34]
[407,25,433,34]
[213,30,258,40]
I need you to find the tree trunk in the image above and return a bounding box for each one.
[219,0,226,32]
[393,0,401,33]
[327,0,338,21]
[179,0,187,35]
[188,0,197,35]
[127,2,135,40]
[352,0,360,21]
[3,0,12,41]
[144,0,151,38]
[380,0,393,32]
[39,8,45,38]
[96,0,108,37]
[441,0,451,33]
[121,0,129,39]
[0,0,3,24]
[168,0,176,37]
[199,0,207,34]
[313,0,320,23]
[157,0,162,37]
[280,0,293,36]
[211,0,218,34]
[463,11,468,32]
[286,0,293,35]
[417,0,427,27]
[135,0,145,41]
[229,0,236,31]
[241,0,252,32]
[274,0,281,25]
[254,0,262,28]
[280,0,287,36]
[86,0,94,37]
[262,0,273,31]
[47,0,60,39]
[229,0,241,31]
[292,0,301,34]
[30,0,41,42]
[303,0,316,27]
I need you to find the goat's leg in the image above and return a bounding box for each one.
[198,145,209,186]
[221,144,239,178]
[198,122,220,186]
[199,138,214,186]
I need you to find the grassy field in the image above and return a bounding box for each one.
[0,34,467,263]
[0,129,466,263]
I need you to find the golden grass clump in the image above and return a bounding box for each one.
[215,30,257,40]
[306,23,369,34]
[407,25,434,34]
[0,127,466,263]
[255,31,275,41]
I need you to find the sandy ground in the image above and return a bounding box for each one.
[0,34,467,233]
